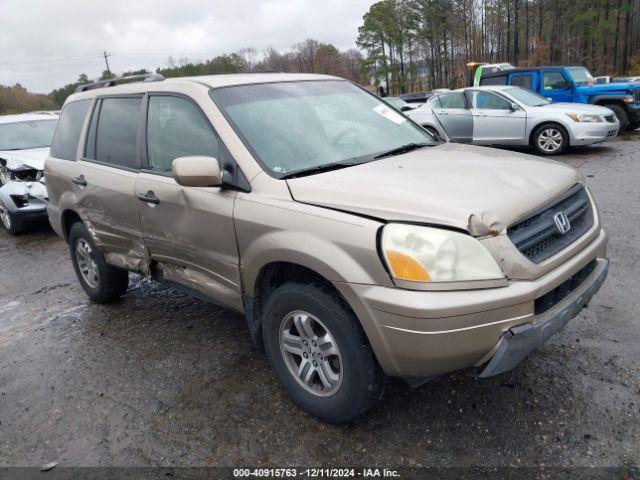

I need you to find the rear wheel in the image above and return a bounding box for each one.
[262,281,386,423]
[68,222,129,303]
[604,104,629,131]
[0,199,21,235]
[532,123,569,155]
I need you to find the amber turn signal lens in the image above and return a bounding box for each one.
[385,251,432,282]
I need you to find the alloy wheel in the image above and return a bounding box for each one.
[0,200,11,230]
[75,238,99,288]
[537,128,564,153]
[279,310,343,397]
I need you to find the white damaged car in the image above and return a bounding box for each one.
[0,112,58,234]
[406,86,620,155]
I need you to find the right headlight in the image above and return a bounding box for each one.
[381,224,505,286]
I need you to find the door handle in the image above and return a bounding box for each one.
[72,175,87,187]
[475,114,488,117]
[436,111,449,115]
[137,191,160,205]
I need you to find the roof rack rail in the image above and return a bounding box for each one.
[75,73,165,93]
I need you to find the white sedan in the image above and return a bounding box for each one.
[406,85,620,155]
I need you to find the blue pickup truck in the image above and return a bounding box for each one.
[474,64,640,131]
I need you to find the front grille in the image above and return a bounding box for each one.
[535,260,596,315]
[508,184,594,263]
[605,114,616,123]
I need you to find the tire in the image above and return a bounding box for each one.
[0,199,21,235]
[423,125,443,141]
[532,123,569,155]
[68,222,129,303]
[262,281,386,423]
[604,104,629,131]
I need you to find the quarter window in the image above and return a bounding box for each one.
[542,71,568,90]
[146,96,220,173]
[85,97,142,169]
[469,91,512,110]
[50,100,91,160]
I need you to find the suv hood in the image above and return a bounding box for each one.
[0,147,50,171]
[286,143,581,236]
[577,83,639,94]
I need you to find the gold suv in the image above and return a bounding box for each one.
[45,73,609,423]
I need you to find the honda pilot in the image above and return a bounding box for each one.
[45,73,609,423]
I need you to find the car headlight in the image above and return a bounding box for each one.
[623,95,635,104]
[566,113,603,122]
[381,224,505,286]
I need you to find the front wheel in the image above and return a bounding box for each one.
[532,124,569,155]
[68,222,129,303]
[604,104,629,131]
[262,282,386,423]
[0,199,21,235]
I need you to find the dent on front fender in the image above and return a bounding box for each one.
[234,195,393,296]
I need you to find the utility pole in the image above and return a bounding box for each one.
[103,51,112,78]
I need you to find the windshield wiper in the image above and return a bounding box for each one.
[280,160,362,179]
[373,142,431,160]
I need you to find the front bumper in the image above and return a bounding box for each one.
[0,181,48,216]
[569,121,619,145]
[336,228,608,378]
[479,257,608,377]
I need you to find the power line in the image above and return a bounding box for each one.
[0,54,105,67]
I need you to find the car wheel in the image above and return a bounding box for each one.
[68,222,129,303]
[604,104,629,131]
[0,199,21,235]
[262,281,386,423]
[532,124,568,155]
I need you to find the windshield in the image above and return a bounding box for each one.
[385,97,410,109]
[504,87,551,106]
[0,119,58,151]
[210,80,434,178]
[566,67,593,86]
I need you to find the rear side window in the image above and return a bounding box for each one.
[50,99,91,160]
[146,96,220,173]
[481,76,507,86]
[511,75,533,90]
[437,92,467,109]
[85,97,142,169]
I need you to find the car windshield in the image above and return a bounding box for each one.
[210,80,435,178]
[566,67,593,86]
[504,87,551,106]
[385,97,410,109]
[0,119,58,150]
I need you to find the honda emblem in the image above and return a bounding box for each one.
[553,212,571,235]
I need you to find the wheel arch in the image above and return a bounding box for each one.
[60,209,83,240]
[244,260,357,352]
[529,120,571,147]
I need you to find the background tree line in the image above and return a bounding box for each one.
[357,0,640,94]
[0,84,56,114]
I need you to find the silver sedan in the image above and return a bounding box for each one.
[406,85,620,155]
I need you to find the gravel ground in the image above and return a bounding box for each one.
[0,134,638,470]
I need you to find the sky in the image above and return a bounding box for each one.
[0,0,375,93]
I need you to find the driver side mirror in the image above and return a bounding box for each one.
[510,102,521,111]
[400,105,414,112]
[172,156,222,188]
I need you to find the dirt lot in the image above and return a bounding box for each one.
[0,135,639,470]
